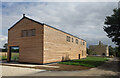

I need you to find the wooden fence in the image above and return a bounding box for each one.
[0,52,7,57]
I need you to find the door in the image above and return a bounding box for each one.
[78,54,80,59]
[9,46,19,62]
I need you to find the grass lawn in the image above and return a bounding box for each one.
[0,52,7,60]
[0,56,7,60]
[0,52,19,61]
[59,56,109,67]
[11,53,19,61]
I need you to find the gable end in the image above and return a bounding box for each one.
[8,16,44,31]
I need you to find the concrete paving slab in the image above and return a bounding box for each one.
[0,64,2,78]
[1,62,59,68]
[1,57,120,76]
[2,65,46,76]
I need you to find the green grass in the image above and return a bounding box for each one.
[0,56,7,60]
[0,52,19,61]
[59,56,109,67]
[11,53,19,61]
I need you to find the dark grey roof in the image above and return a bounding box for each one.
[8,16,86,41]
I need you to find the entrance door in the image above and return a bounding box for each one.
[78,54,80,59]
[9,46,19,62]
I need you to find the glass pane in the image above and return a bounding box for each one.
[11,52,19,61]
[10,47,19,61]
[32,29,36,36]
[28,30,32,36]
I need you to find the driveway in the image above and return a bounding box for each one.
[1,57,120,76]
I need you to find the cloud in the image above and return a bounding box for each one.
[1,0,120,2]
[0,35,7,48]
[0,2,2,48]
[1,2,118,48]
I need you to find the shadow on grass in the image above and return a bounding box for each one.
[100,75,120,78]
[98,61,120,71]
[97,57,120,75]
[60,57,120,73]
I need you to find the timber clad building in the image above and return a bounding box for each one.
[7,15,87,64]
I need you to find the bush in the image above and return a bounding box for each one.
[0,56,7,60]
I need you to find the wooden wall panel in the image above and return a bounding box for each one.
[8,18,44,64]
[8,17,87,64]
[43,25,86,64]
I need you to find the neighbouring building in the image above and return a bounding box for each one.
[7,14,87,64]
[89,41,109,56]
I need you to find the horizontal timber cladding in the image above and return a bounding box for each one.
[43,25,87,64]
[8,16,87,64]
[8,17,44,64]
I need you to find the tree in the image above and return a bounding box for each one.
[103,8,120,53]
[2,43,8,52]
[109,46,116,56]
[87,48,92,55]
[114,47,120,57]
[87,48,96,55]
[108,46,120,57]
[3,43,8,49]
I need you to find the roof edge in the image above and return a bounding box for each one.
[8,16,44,31]
[44,24,86,41]
[8,17,24,30]
[8,15,86,41]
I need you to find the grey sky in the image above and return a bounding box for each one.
[1,2,118,48]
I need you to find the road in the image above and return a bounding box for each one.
[1,57,120,76]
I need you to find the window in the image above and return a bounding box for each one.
[82,50,84,56]
[83,41,85,45]
[66,36,70,42]
[22,30,27,37]
[76,39,78,44]
[31,29,36,36]
[72,38,74,42]
[22,29,36,37]
[28,30,32,36]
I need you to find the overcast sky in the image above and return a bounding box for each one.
[0,2,119,48]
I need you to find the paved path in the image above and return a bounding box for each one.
[2,65,46,76]
[0,63,2,78]
[1,57,120,76]
[2,62,59,68]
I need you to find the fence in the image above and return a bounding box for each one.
[0,52,7,57]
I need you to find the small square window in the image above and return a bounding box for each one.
[31,29,36,36]
[66,36,70,42]
[72,38,74,42]
[83,41,85,45]
[28,30,32,36]
[76,39,78,44]
[21,29,36,37]
[22,30,28,37]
